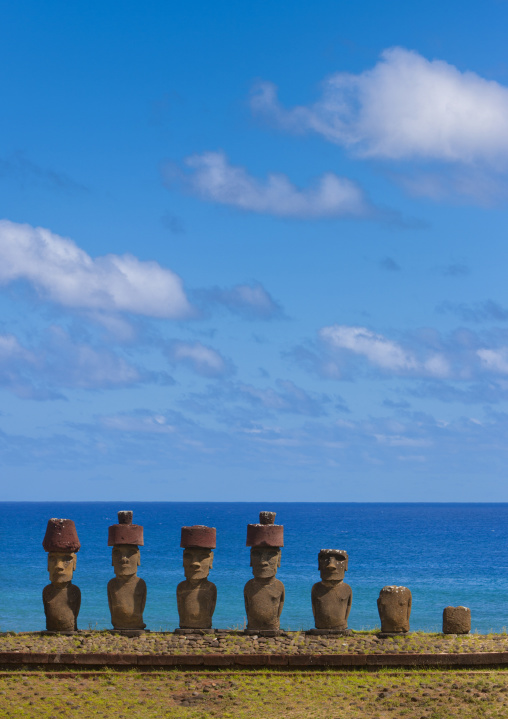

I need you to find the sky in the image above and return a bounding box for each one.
[2,0,508,501]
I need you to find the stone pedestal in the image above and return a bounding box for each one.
[108,511,146,630]
[443,606,471,634]
[310,549,352,634]
[42,519,81,633]
[377,585,412,634]
[244,512,285,633]
[177,526,217,630]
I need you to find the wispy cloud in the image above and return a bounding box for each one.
[0,219,193,319]
[251,47,508,165]
[196,282,283,320]
[438,299,508,323]
[0,152,88,193]
[165,340,233,378]
[163,150,371,218]
[0,327,154,399]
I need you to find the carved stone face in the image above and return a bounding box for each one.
[319,553,347,582]
[48,552,77,584]
[250,547,281,579]
[183,547,213,580]
[112,544,140,578]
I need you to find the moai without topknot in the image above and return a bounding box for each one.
[244,511,285,636]
[176,525,217,633]
[443,606,471,634]
[42,518,81,633]
[107,511,147,631]
[377,585,412,635]
[309,549,352,635]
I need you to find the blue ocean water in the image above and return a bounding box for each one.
[1,503,507,633]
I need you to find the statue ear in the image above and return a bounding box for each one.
[47,555,50,571]
[209,551,214,570]
[111,549,115,567]
[72,554,77,571]
[345,558,348,572]
[277,550,281,568]
[249,549,253,567]
[137,550,141,567]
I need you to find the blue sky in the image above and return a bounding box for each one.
[2,0,508,500]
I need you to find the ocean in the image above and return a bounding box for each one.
[2,502,507,633]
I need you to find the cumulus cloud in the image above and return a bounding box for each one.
[251,47,508,165]
[197,282,282,320]
[0,219,193,318]
[164,151,370,218]
[166,340,232,378]
[320,325,450,378]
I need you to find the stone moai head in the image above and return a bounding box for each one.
[247,511,284,579]
[43,519,80,584]
[377,585,412,633]
[108,511,144,578]
[180,525,216,580]
[318,549,348,582]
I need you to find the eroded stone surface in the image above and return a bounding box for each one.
[311,549,352,631]
[377,585,412,633]
[177,527,217,629]
[43,518,81,633]
[108,512,146,630]
[443,606,471,634]
[244,513,285,633]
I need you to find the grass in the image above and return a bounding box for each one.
[0,668,507,718]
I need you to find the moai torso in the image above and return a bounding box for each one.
[108,576,147,629]
[177,578,217,629]
[43,582,81,632]
[244,577,285,631]
[377,586,412,633]
[312,581,352,630]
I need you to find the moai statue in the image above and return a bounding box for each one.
[42,518,81,633]
[309,549,352,635]
[377,585,412,635]
[244,511,285,636]
[443,606,471,634]
[176,525,217,633]
[107,511,146,631]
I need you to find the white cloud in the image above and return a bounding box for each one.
[319,325,450,378]
[166,340,231,377]
[477,348,508,374]
[0,219,193,318]
[251,47,508,165]
[170,151,369,218]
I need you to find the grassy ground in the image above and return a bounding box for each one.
[0,669,507,718]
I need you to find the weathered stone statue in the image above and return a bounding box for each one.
[309,549,352,635]
[176,525,217,632]
[443,606,471,634]
[107,511,146,631]
[42,518,81,633]
[377,585,412,634]
[244,511,285,636]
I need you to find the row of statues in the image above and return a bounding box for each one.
[42,511,471,636]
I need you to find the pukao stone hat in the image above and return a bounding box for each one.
[108,510,144,546]
[246,511,284,548]
[180,525,216,549]
[43,518,81,553]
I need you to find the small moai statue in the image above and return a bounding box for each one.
[107,510,147,631]
[443,606,471,634]
[42,518,81,633]
[244,511,285,636]
[176,525,217,633]
[377,585,412,634]
[309,549,352,635]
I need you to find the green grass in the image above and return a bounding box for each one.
[0,668,507,718]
